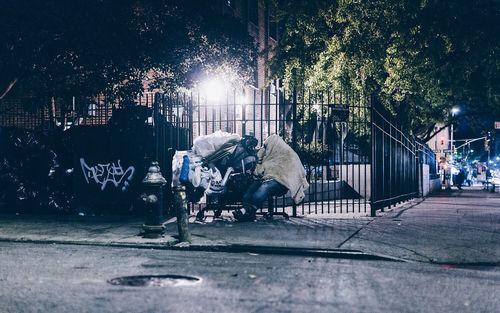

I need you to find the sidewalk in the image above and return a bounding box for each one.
[1,187,499,264]
[341,188,500,263]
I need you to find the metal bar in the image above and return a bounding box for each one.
[340,89,344,213]
[370,96,376,217]
[332,89,337,214]
[292,88,297,217]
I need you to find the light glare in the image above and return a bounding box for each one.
[201,78,226,102]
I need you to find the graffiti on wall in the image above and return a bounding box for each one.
[80,158,135,192]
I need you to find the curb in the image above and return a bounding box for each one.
[178,244,406,262]
[0,237,404,262]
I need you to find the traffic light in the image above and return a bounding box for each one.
[440,137,445,146]
[485,132,492,151]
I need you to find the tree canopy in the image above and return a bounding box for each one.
[0,0,255,101]
[269,0,500,139]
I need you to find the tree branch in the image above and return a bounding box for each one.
[0,78,18,100]
[421,123,450,142]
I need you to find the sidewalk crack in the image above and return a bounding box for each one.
[352,237,434,263]
[337,198,425,249]
[336,219,374,249]
[392,198,425,218]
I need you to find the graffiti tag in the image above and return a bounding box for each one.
[80,158,135,192]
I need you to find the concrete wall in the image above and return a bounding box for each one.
[318,164,371,199]
[422,164,430,196]
[429,178,442,194]
[274,180,363,206]
[336,164,371,199]
[421,164,442,196]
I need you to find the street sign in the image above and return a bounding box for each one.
[328,104,349,121]
[495,121,500,129]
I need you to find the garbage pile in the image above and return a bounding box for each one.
[171,131,258,218]
[0,128,74,213]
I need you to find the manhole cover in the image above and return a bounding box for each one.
[108,275,201,287]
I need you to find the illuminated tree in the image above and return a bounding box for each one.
[269,0,500,139]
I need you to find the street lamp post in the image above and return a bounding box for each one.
[450,107,460,159]
[450,122,454,160]
[449,107,460,187]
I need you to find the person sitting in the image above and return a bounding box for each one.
[233,135,309,222]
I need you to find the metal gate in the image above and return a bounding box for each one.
[154,86,425,217]
[155,86,372,216]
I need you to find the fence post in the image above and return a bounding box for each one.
[292,88,298,218]
[188,92,194,147]
[370,97,377,217]
[153,93,161,161]
[174,185,192,243]
[389,116,392,209]
[417,140,422,197]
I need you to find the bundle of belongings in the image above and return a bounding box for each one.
[233,134,309,221]
[172,132,308,222]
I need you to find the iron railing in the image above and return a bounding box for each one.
[0,84,434,216]
[370,101,419,215]
[159,86,373,216]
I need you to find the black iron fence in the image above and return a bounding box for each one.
[1,84,435,216]
[178,86,373,216]
[370,101,419,215]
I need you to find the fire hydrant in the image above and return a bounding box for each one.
[142,161,167,236]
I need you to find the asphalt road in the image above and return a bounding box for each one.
[1,242,499,313]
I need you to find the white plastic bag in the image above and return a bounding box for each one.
[204,167,224,195]
[192,130,240,158]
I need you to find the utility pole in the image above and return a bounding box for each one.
[450,123,454,162]
[449,107,460,187]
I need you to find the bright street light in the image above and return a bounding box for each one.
[200,77,226,102]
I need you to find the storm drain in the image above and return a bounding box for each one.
[108,275,201,287]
